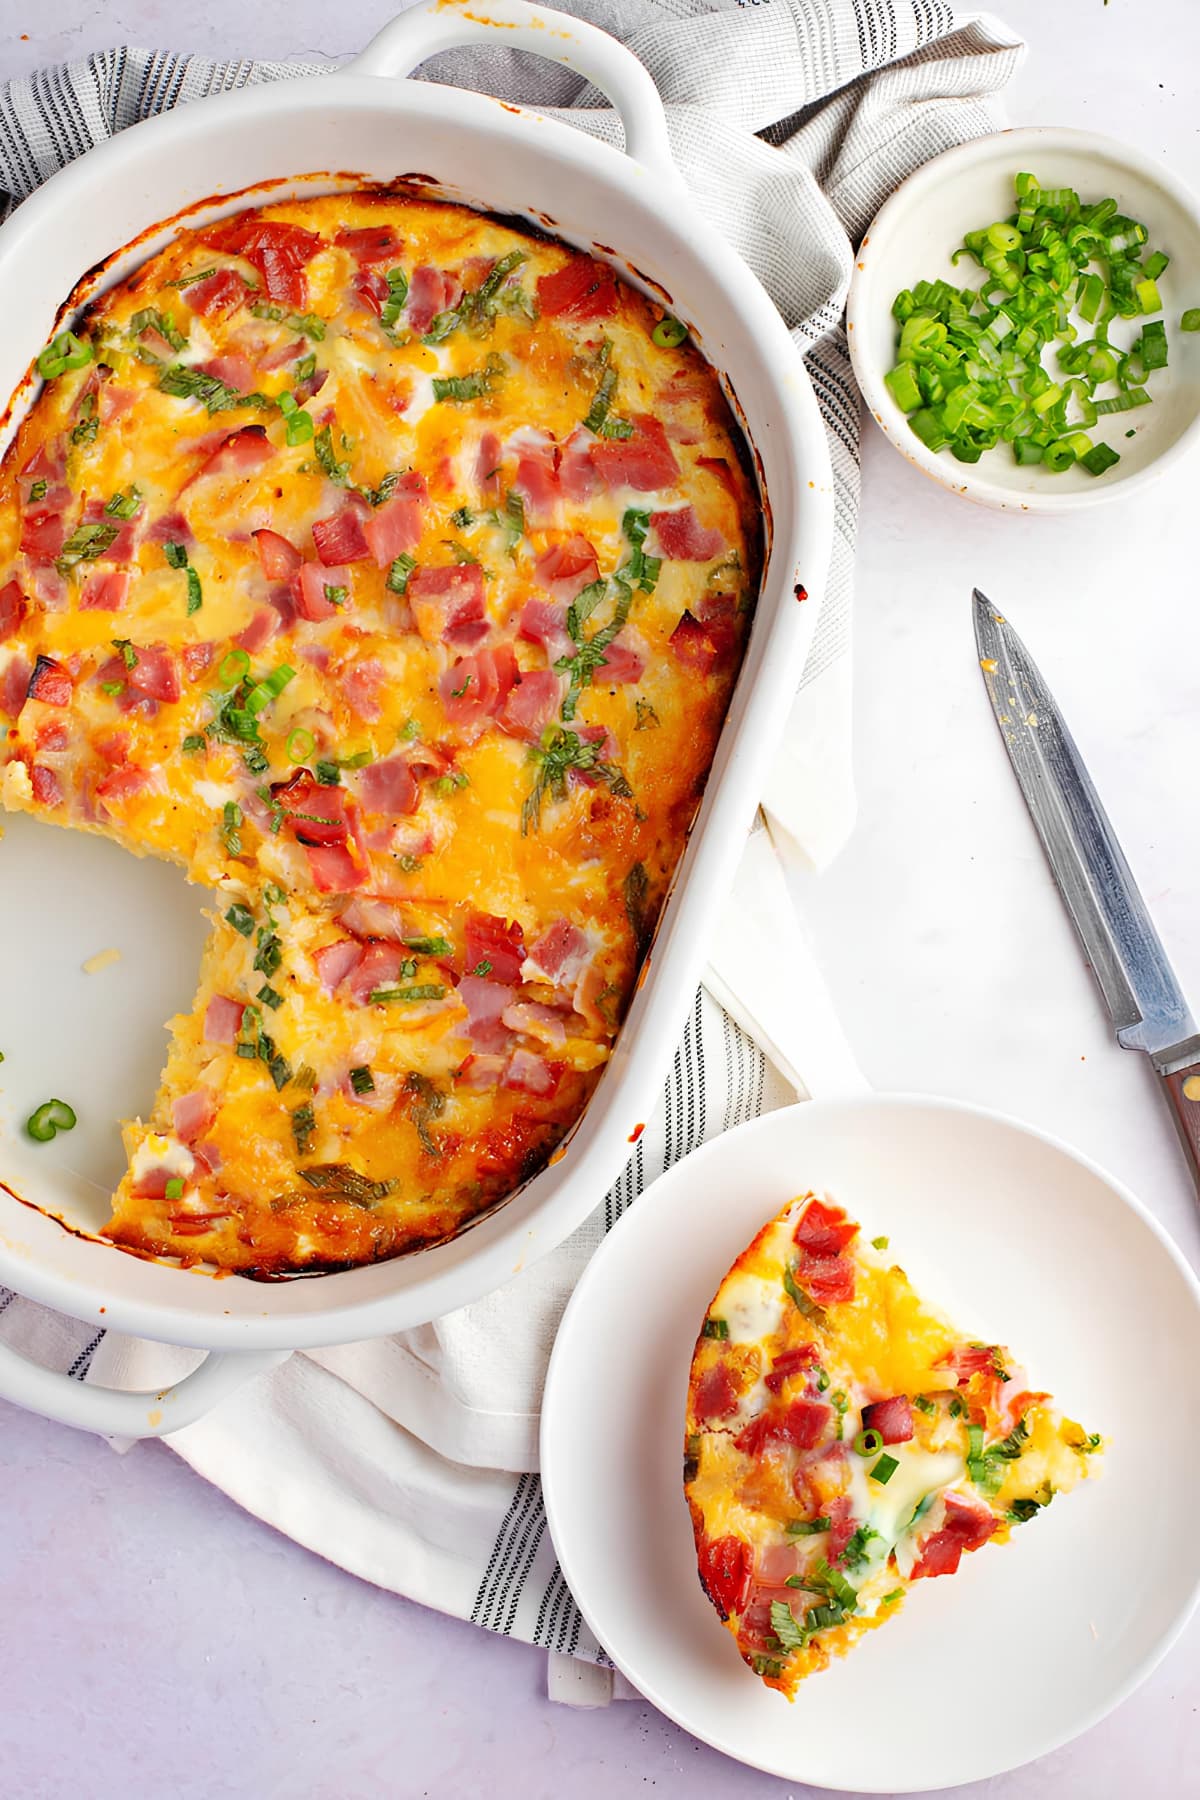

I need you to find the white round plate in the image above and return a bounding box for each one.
[540,1096,1200,1793]
[847,127,1200,512]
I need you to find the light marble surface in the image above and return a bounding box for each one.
[2,2,1199,1796]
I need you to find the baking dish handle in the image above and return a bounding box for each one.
[348,0,680,180]
[0,1339,290,1438]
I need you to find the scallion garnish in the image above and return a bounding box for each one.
[387,553,416,595]
[349,1065,375,1095]
[287,728,315,763]
[853,1427,883,1458]
[164,1177,185,1201]
[37,331,92,379]
[785,1517,830,1537]
[314,760,341,786]
[369,984,447,1004]
[225,903,255,937]
[870,1453,900,1485]
[701,1317,729,1340]
[25,1097,77,1142]
[651,316,688,349]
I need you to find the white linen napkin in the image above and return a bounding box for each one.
[0,0,1024,1679]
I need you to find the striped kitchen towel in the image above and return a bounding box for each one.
[0,0,1024,1673]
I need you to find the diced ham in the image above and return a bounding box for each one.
[408,564,488,645]
[942,1345,1004,1384]
[594,632,645,685]
[764,1344,819,1395]
[536,257,617,322]
[650,504,726,562]
[0,579,28,641]
[127,645,181,704]
[315,938,364,993]
[79,571,132,613]
[498,668,561,741]
[354,267,390,316]
[534,535,598,604]
[292,560,350,622]
[590,416,680,492]
[458,975,515,1054]
[522,920,590,987]
[439,643,519,733]
[26,656,72,708]
[1,655,32,717]
[276,770,350,845]
[503,1048,561,1097]
[340,659,386,722]
[183,267,251,319]
[173,1088,218,1144]
[464,913,526,984]
[501,1000,569,1046]
[475,431,502,500]
[35,721,68,753]
[336,224,404,263]
[20,509,68,561]
[362,483,426,568]
[861,1396,915,1444]
[312,507,370,565]
[406,264,462,335]
[80,496,142,563]
[735,1399,832,1456]
[30,764,62,807]
[196,354,256,396]
[254,528,303,580]
[146,510,193,546]
[518,598,574,668]
[98,385,137,425]
[794,1255,855,1307]
[182,643,215,681]
[203,217,322,309]
[198,424,273,481]
[358,755,419,817]
[303,841,367,893]
[794,1198,858,1258]
[694,1360,739,1421]
[236,607,279,654]
[697,1535,752,1620]
[337,896,413,941]
[345,941,412,1007]
[25,566,68,613]
[668,593,740,675]
[909,1491,999,1582]
[826,1493,857,1566]
[558,430,599,503]
[513,438,561,527]
[456,1053,508,1092]
[204,994,245,1044]
[94,766,152,811]
[755,1542,803,1588]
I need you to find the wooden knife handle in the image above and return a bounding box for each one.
[1158,1041,1200,1195]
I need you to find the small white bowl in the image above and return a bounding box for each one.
[847,126,1200,511]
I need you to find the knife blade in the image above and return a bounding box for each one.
[973,588,1200,1188]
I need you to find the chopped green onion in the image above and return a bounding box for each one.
[651,316,688,349]
[287,727,315,764]
[368,984,447,1004]
[786,1517,830,1536]
[1080,441,1121,476]
[37,331,92,379]
[286,408,314,446]
[257,984,284,1009]
[225,902,255,937]
[387,553,416,595]
[349,1065,375,1095]
[870,1235,889,1250]
[181,733,205,754]
[701,1317,729,1340]
[164,1177,185,1201]
[853,1428,883,1457]
[870,1453,900,1485]
[220,649,251,685]
[314,759,341,786]
[25,1098,77,1141]
[1181,308,1200,332]
[105,486,142,520]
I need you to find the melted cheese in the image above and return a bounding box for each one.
[0,189,762,1271]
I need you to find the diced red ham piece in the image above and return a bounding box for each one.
[458,975,515,1054]
[338,897,414,941]
[30,764,62,807]
[522,920,590,986]
[439,643,519,732]
[254,528,303,580]
[668,593,740,675]
[695,1360,739,1421]
[182,643,215,681]
[794,1255,855,1307]
[764,1344,819,1395]
[594,633,645,685]
[408,564,488,645]
[292,560,350,621]
[498,668,561,741]
[861,1396,915,1444]
[204,995,245,1044]
[465,914,526,984]
[173,1088,218,1144]
[517,597,574,668]
[697,1534,752,1620]
[0,579,28,641]
[79,570,132,613]
[2,655,32,717]
[650,505,726,562]
[513,440,561,527]
[735,1399,832,1456]
[558,430,599,503]
[315,938,364,994]
[312,507,370,565]
[199,424,274,481]
[127,645,181,704]
[503,1049,561,1096]
[276,770,350,845]
[534,535,598,604]
[345,941,413,1007]
[94,766,151,811]
[196,354,256,396]
[20,510,68,561]
[795,1198,859,1258]
[591,416,680,492]
[336,225,404,263]
[203,217,322,309]
[304,841,367,893]
[456,1053,508,1092]
[236,607,279,654]
[340,659,386,722]
[362,483,426,568]
[183,267,251,319]
[536,257,617,322]
[826,1493,858,1566]
[354,267,389,316]
[909,1491,999,1581]
[358,755,420,817]
[475,431,502,500]
[26,657,72,708]
[406,265,462,335]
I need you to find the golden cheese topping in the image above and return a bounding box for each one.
[0,189,761,1271]
[685,1193,1103,1696]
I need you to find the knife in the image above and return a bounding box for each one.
[973,588,1200,1192]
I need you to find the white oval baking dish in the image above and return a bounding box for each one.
[0,0,832,1435]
